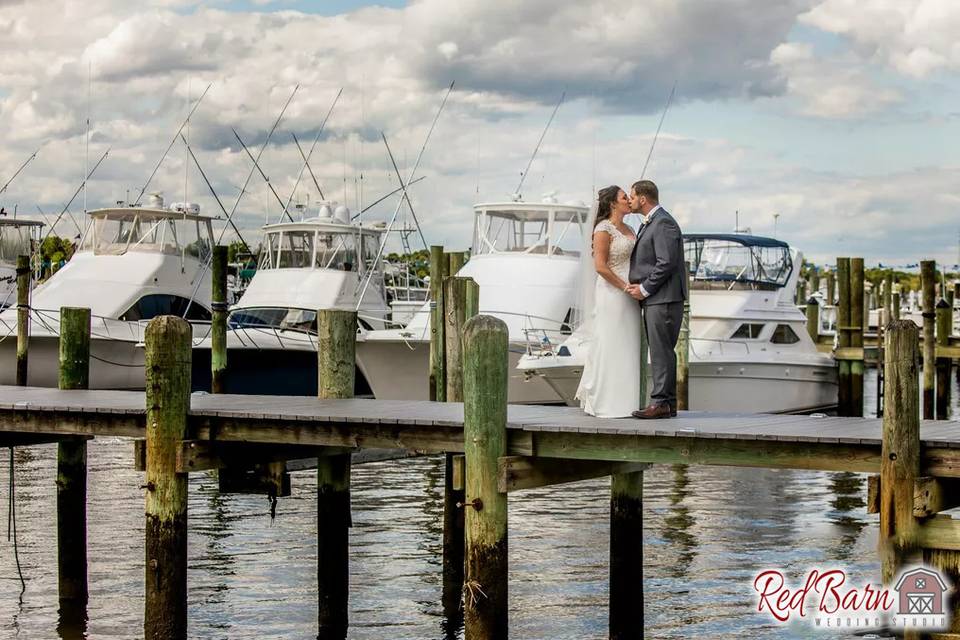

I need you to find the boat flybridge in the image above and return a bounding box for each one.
[516,233,838,413]
[190,201,391,395]
[0,196,214,388]
[355,196,590,404]
[0,218,44,310]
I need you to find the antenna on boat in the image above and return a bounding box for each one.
[291,131,325,200]
[84,61,91,216]
[514,90,564,201]
[233,128,289,212]
[277,87,343,224]
[135,82,211,205]
[40,147,110,246]
[640,81,676,180]
[355,81,454,307]
[0,145,42,197]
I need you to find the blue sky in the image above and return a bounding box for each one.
[0,0,958,265]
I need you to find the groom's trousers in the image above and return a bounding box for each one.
[642,300,684,407]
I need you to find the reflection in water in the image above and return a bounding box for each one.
[826,472,868,563]
[661,465,697,579]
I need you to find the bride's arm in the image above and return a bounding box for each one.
[593,231,630,292]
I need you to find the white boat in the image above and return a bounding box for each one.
[0,198,214,388]
[0,218,44,309]
[190,202,391,395]
[516,233,838,413]
[355,197,589,404]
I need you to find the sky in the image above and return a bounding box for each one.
[0,0,959,266]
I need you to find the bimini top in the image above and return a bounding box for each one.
[683,233,788,249]
[0,219,44,227]
[474,201,589,223]
[86,207,214,223]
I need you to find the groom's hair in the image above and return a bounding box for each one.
[631,180,659,203]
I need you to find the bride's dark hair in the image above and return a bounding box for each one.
[594,185,621,229]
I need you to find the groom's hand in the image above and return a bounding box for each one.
[625,284,645,300]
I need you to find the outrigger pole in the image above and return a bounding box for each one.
[0,146,42,197]
[514,91,564,201]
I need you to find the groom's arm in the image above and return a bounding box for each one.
[639,219,682,297]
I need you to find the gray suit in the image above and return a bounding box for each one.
[628,207,687,407]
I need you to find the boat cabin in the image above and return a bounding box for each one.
[79,207,214,262]
[0,218,44,266]
[472,199,588,258]
[684,234,793,291]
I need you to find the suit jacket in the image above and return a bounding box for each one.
[628,207,687,305]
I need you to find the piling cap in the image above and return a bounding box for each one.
[937,298,951,309]
[806,296,818,305]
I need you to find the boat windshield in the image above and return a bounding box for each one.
[80,210,213,260]
[229,306,317,333]
[0,222,42,264]
[472,205,586,257]
[259,228,381,272]
[684,235,792,290]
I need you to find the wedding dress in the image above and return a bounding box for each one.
[575,219,643,418]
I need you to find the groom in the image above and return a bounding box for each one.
[625,180,687,419]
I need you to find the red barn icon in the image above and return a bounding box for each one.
[895,568,949,615]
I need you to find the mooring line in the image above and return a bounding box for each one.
[6,447,25,594]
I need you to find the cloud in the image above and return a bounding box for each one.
[802,0,960,78]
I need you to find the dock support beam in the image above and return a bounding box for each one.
[610,470,644,640]
[836,258,851,415]
[211,245,228,394]
[463,315,509,639]
[922,260,936,420]
[144,316,192,639]
[316,309,355,640]
[850,258,864,417]
[805,296,819,342]
[58,307,89,608]
[826,269,835,306]
[16,254,29,386]
[936,298,951,420]
[429,245,449,402]
[879,319,920,585]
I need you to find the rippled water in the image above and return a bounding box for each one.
[0,367,950,639]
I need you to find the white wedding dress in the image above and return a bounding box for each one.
[575,220,644,418]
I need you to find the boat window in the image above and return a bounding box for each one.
[229,307,318,333]
[684,237,792,290]
[119,294,211,321]
[731,323,765,339]
[770,324,800,344]
[472,208,586,257]
[315,232,357,271]
[0,224,38,263]
[80,212,213,261]
[277,231,314,269]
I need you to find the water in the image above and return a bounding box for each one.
[0,367,951,639]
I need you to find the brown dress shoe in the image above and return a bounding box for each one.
[631,403,673,419]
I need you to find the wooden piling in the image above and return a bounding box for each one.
[144,316,192,639]
[211,245,228,394]
[884,270,894,322]
[58,307,89,605]
[836,258,851,415]
[16,254,29,386]
[805,297,819,342]
[675,265,690,411]
[448,250,466,276]
[429,246,448,402]
[879,319,920,586]
[442,276,478,622]
[892,290,901,322]
[826,269,835,306]
[921,260,937,420]
[936,298,951,420]
[316,309,355,640]
[849,258,864,417]
[810,268,820,298]
[610,470,644,640]
[462,315,509,639]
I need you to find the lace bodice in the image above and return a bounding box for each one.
[594,220,635,279]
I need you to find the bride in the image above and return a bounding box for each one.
[575,185,643,418]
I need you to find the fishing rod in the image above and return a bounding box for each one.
[218,84,300,239]
[0,146,42,196]
[40,147,110,246]
[640,81,676,179]
[179,133,249,247]
[355,80,454,306]
[276,87,343,224]
[515,90,564,201]
[232,128,288,216]
[349,176,426,221]
[134,82,211,205]
[291,131,325,200]
[381,132,428,251]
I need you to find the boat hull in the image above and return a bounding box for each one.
[0,334,146,389]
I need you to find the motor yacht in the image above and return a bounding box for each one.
[0,218,43,310]
[516,233,838,413]
[190,201,391,395]
[0,196,214,388]
[354,196,589,404]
